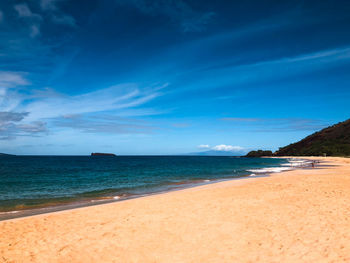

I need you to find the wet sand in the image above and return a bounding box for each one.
[1,157,350,262]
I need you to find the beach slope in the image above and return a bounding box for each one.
[1,157,350,262]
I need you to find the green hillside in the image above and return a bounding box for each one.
[275,119,350,156]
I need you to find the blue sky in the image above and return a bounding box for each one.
[0,0,349,155]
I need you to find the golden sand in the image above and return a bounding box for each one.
[1,157,350,262]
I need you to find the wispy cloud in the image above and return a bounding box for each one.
[30,24,40,38]
[220,117,260,122]
[13,3,43,38]
[53,114,156,134]
[0,10,4,23]
[39,0,77,26]
[206,47,350,86]
[51,14,76,27]
[0,80,166,139]
[0,111,28,122]
[221,117,328,132]
[40,0,58,11]
[0,71,29,88]
[14,3,42,19]
[173,46,350,97]
[171,122,190,128]
[12,1,76,40]
[0,72,30,111]
[23,83,165,120]
[115,0,214,32]
[197,144,210,149]
[0,111,47,140]
[244,47,350,69]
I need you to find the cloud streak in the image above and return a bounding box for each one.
[0,10,3,23]
[0,71,29,88]
[220,117,328,132]
[0,111,47,140]
[194,47,350,92]
[53,114,156,134]
[23,83,165,120]
[13,3,43,38]
[0,79,166,139]
[14,3,42,19]
[40,0,77,27]
[115,0,214,32]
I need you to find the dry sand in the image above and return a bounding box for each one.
[1,157,350,262]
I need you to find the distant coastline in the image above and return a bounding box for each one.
[0,153,15,156]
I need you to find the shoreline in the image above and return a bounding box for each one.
[0,157,308,221]
[0,175,254,221]
[2,157,350,262]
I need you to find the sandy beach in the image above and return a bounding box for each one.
[1,157,350,262]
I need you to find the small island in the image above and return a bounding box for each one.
[91,153,117,157]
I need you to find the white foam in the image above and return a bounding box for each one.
[90,199,104,203]
[0,210,20,215]
[203,179,210,182]
[246,159,313,175]
[286,159,312,167]
[247,167,292,174]
[113,196,121,200]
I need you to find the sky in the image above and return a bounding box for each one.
[0,0,349,155]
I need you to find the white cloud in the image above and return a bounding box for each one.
[40,0,77,27]
[197,144,244,152]
[0,71,29,88]
[0,82,166,139]
[22,83,164,121]
[1,82,165,127]
[14,3,42,38]
[0,71,30,111]
[0,70,166,139]
[14,3,42,19]
[52,114,155,135]
[212,144,244,152]
[197,144,210,149]
[0,111,47,140]
[40,0,58,11]
[114,0,214,32]
[14,3,33,17]
[0,112,28,122]
[51,14,76,27]
[30,24,40,38]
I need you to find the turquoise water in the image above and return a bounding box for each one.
[0,156,288,213]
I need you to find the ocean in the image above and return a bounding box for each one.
[0,155,292,219]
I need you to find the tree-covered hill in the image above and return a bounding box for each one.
[275,119,350,156]
[245,150,273,157]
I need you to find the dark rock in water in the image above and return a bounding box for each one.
[91,152,117,157]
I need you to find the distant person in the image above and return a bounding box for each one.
[312,161,315,168]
